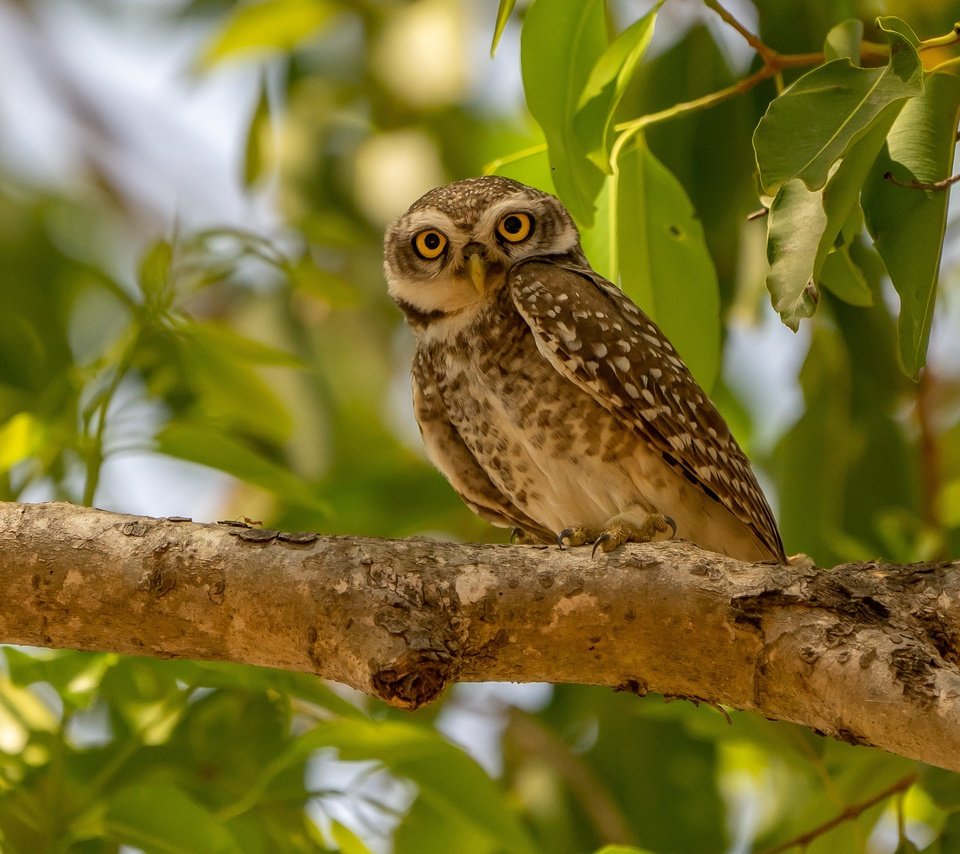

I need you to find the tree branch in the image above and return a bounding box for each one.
[2,502,960,772]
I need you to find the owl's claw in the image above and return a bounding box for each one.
[559,513,677,557]
[558,526,603,550]
[511,528,540,545]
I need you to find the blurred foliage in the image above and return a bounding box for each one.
[2,0,960,850]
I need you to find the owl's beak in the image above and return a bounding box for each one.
[467,252,488,297]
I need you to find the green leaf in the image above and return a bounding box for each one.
[754,17,922,196]
[243,78,272,186]
[137,239,173,300]
[862,70,960,379]
[199,0,337,69]
[616,139,720,390]
[575,5,660,171]
[331,821,372,854]
[489,0,516,57]
[104,783,240,853]
[178,321,301,367]
[824,19,864,62]
[0,411,43,472]
[764,108,895,328]
[175,330,293,442]
[313,720,536,854]
[156,423,326,513]
[820,246,873,307]
[521,0,607,224]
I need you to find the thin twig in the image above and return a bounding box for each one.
[759,774,918,854]
[884,170,960,191]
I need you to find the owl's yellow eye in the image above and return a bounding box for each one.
[496,212,533,243]
[413,229,447,259]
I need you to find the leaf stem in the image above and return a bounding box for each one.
[920,23,960,50]
[759,773,917,854]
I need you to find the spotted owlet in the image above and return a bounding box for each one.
[384,176,785,564]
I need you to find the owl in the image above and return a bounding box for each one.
[384,176,785,564]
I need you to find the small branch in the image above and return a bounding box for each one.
[3,502,960,774]
[703,0,772,62]
[884,170,960,191]
[759,773,917,854]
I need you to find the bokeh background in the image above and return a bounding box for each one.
[2,0,960,851]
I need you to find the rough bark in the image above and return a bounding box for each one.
[1,501,958,771]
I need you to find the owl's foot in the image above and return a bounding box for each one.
[557,512,676,556]
[510,527,541,545]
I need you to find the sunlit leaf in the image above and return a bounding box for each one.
[616,139,720,390]
[576,5,660,171]
[754,17,922,196]
[104,783,240,853]
[521,0,607,224]
[862,70,960,378]
[199,0,337,68]
[331,821,373,854]
[489,0,516,57]
[0,412,43,472]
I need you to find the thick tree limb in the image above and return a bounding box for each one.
[1,501,959,771]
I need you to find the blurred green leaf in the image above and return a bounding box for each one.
[177,320,301,367]
[754,17,922,196]
[320,719,537,854]
[862,70,960,379]
[244,78,273,186]
[175,330,293,442]
[576,5,660,171]
[616,139,720,390]
[137,239,174,305]
[199,0,338,68]
[104,783,241,853]
[521,0,607,224]
[490,0,517,57]
[156,422,326,513]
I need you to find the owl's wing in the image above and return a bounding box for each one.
[411,367,554,542]
[509,259,785,562]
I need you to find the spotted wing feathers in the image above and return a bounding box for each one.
[509,259,785,562]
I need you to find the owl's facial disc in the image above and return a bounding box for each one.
[384,177,581,328]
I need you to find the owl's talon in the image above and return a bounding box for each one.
[511,528,540,545]
[591,533,612,558]
[557,526,600,549]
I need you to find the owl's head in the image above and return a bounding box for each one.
[384,176,581,328]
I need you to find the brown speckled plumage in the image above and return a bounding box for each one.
[384,177,786,563]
